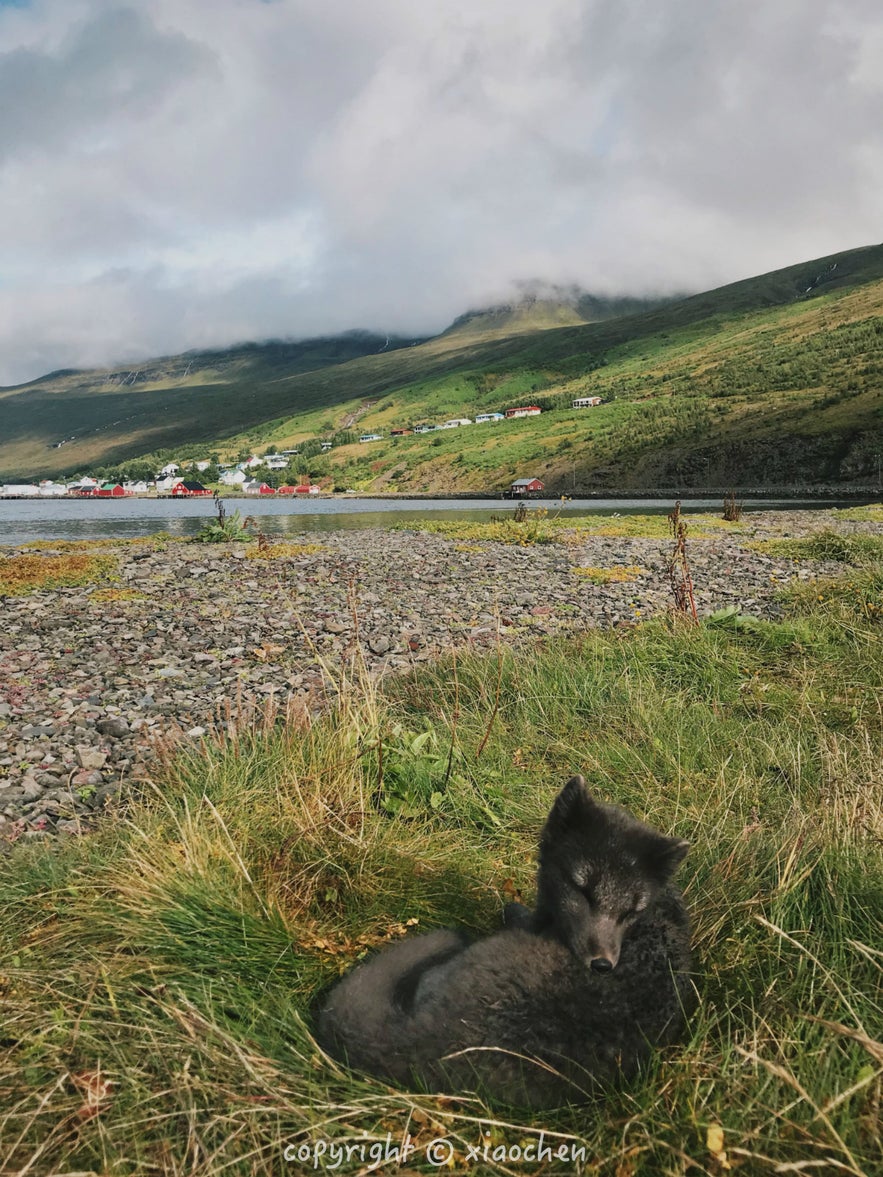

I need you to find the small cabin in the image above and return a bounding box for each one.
[509,477,545,496]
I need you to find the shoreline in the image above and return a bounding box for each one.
[1,506,880,840]
[2,485,881,502]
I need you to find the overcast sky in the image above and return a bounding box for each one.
[0,0,880,385]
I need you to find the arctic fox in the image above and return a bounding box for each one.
[316,776,695,1108]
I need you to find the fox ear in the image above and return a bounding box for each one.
[645,835,690,877]
[546,775,593,831]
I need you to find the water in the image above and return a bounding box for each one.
[0,495,865,547]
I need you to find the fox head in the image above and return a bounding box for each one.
[533,775,689,973]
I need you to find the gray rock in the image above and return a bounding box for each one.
[75,746,107,770]
[97,716,131,738]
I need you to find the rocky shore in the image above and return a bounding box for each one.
[0,509,875,839]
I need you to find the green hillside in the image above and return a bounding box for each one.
[1,243,881,487]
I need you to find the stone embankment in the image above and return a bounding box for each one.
[0,510,874,839]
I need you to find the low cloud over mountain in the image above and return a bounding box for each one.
[0,0,880,385]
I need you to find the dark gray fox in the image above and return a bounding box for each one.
[316,775,695,1108]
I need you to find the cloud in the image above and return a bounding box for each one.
[0,0,880,384]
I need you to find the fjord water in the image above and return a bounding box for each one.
[0,495,861,547]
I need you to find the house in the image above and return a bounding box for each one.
[390,428,413,437]
[441,418,472,428]
[572,397,603,408]
[123,480,150,494]
[413,424,435,434]
[475,412,505,424]
[320,441,333,451]
[293,484,321,495]
[359,433,383,443]
[509,477,545,496]
[38,481,69,497]
[67,477,100,495]
[194,460,212,472]
[96,482,127,497]
[243,480,275,495]
[158,462,180,477]
[1,484,41,497]
[218,469,247,486]
[264,455,290,470]
[505,406,542,419]
[171,480,212,497]
[242,455,265,469]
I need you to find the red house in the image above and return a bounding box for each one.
[277,485,297,495]
[505,406,542,419]
[509,477,545,496]
[96,482,126,497]
[171,480,211,496]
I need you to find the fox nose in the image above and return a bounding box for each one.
[590,957,614,974]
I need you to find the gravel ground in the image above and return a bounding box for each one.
[0,509,876,838]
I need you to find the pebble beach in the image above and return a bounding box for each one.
[0,508,877,838]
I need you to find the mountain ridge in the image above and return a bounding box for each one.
[1,241,881,488]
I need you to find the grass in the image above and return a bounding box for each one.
[572,564,646,583]
[244,542,325,560]
[750,529,883,565]
[401,510,738,544]
[0,551,117,596]
[835,504,883,523]
[0,553,881,1173]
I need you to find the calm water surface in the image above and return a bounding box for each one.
[0,495,864,547]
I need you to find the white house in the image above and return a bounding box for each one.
[38,481,70,497]
[159,462,180,476]
[572,397,603,408]
[1,484,40,497]
[475,412,505,424]
[194,460,212,472]
[359,433,384,443]
[154,476,180,492]
[242,455,265,469]
[441,418,473,428]
[219,469,247,486]
[123,480,151,494]
[264,455,290,470]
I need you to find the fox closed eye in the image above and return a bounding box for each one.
[617,895,649,923]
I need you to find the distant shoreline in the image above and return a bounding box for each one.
[2,485,880,502]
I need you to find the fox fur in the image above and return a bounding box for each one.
[315,775,695,1108]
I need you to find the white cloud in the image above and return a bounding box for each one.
[0,0,880,384]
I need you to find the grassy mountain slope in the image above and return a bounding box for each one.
[1,243,881,486]
[0,332,422,480]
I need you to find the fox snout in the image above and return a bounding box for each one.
[580,915,623,974]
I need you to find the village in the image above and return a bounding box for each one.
[0,397,605,499]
